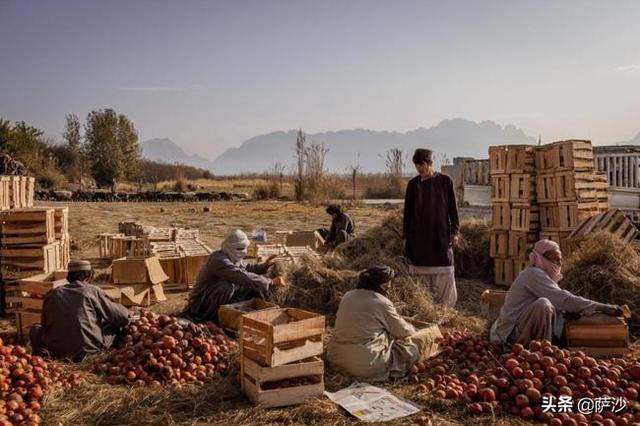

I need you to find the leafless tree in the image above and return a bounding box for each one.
[294,129,305,200]
[348,153,361,200]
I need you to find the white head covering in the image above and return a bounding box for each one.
[221,229,250,264]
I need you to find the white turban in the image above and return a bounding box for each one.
[221,229,250,264]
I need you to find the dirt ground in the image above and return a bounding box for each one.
[3,201,542,425]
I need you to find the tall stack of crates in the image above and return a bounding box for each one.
[489,145,539,285]
[535,140,608,252]
[0,207,70,315]
[490,140,609,286]
[239,308,325,408]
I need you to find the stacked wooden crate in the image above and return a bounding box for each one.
[0,176,35,210]
[15,271,68,340]
[239,308,325,408]
[489,145,539,285]
[536,140,608,252]
[0,207,71,315]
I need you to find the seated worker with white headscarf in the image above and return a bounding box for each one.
[183,229,287,324]
[490,239,623,347]
[327,265,425,382]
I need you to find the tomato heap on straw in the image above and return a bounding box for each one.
[413,332,640,426]
[93,311,235,386]
[0,338,80,426]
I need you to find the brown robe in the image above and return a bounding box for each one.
[37,280,132,361]
[403,172,459,267]
[184,250,271,323]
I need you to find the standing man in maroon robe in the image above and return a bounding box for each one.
[402,149,460,307]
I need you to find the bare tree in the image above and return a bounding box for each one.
[294,129,305,200]
[348,153,361,201]
[385,148,405,198]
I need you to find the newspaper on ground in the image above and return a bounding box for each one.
[324,382,422,422]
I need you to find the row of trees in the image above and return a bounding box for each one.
[1,109,212,190]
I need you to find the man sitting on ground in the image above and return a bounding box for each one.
[31,260,132,361]
[490,240,623,348]
[319,204,355,249]
[327,265,425,381]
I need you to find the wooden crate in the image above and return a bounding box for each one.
[494,258,513,286]
[509,174,535,203]
[241,355,324,408]
[284,231,324,250]
[568,209,639,243]
[19,271,68,295]
[98,233,124,258]
[53,207,69,239]
[535,174,556,203]
[555,171,609,202]
[159,256,188,288]
[480,289,507,318]
[219,298,280,332]
[491,203,510,230]
[489,146,507,175]
[16,310,40,342]
[0,208,56,245]
[0,176,10,210]
[184,254,209,285]
[505,145,535,173]
[510,204,539,232]
[490,175,510,202]
[240,308,325,367]
[558,201,600,231]
[508,231,538,259]
[0,241,60,280]
[536,140,594,171]
[25,177,35,207]
[539,204,560,231]
[566,314,628,348]
[489,231,508,258]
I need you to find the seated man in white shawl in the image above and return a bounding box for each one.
[490,239,622,347]
[327,265,425,382]
[183,229,286,324]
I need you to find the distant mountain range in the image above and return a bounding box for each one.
[140,120,640,175]
[140,138,216,171]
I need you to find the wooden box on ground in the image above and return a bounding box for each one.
[489,146,507,175]
[240,308,325,367]
[506,145,535,173]
[16,310,40,342]
[492,203,510,230]
[111,256,169,306]
[219,298,280,332]
[241,355,324,408]
[480,290,507,319]
[283,231,324,250]
[490,175,510,202]
[0,208,56,245]
[568,209,639,243]
[97,233,124,258]
[489,231,508,258]
[405,319,443,359]
[494,258,514,286]
[566,314,629,356]
[508,232,538,259]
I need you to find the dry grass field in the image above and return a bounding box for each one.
[2,201,610,426]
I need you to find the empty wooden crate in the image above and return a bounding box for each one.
[489,231,508,258]
[494,258,513,286]
[492,203,510,230]
[566,314,629,356]
[241,355,324,408]
[0,208,56,245]
[505,145,535,173]
[219,298,280,332]
[489,146,507,175]
[240,308,325,367]
[480,290,507,318]
[490,175,510,202]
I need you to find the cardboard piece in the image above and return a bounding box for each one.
[406,318,443,359]
[118,283,166,306]
[112,256,169,284]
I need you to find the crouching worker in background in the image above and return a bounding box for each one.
[30,260,132,362]
[183,229,287,324]
[319,204,355,249]
[490,240,623,348]
[327,265,425,382]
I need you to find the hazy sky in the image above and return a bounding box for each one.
[1,0,639,159]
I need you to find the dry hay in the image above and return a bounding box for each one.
[266,213,489,333]
[455,218,492,282]
[562,231,640,327]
